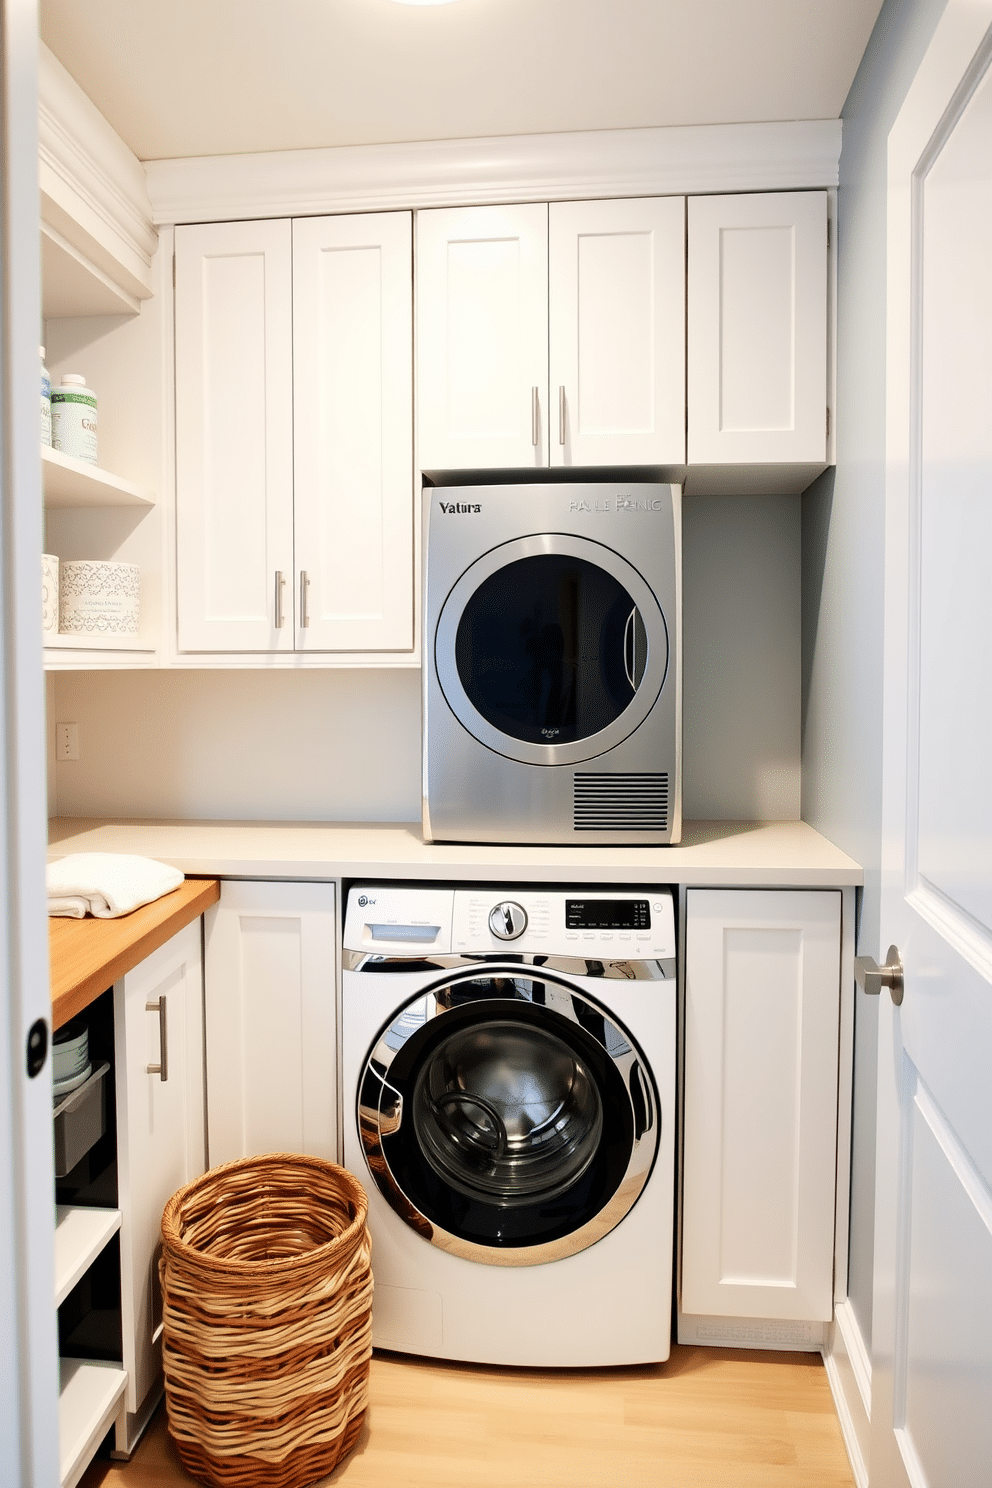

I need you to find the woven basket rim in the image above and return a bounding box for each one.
[161,1153,368,1275]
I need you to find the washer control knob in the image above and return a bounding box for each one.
[488,901,528,940]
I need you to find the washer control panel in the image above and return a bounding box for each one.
[344,886,676,960]
[453,888,675,959]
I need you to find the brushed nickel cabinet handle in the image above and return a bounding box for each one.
[146,996,168,1082]
[300,570,310,629]
[559,385,566,445]
[274,570,285,629]
[531,386,540,447]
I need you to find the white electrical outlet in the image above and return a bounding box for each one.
[55,722,79,762]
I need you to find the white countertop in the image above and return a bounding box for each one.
[47,818,862,887]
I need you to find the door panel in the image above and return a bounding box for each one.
[874,8,992,1485]
[549,196,686,466]
[204,880,337,1166]
[682,889,841,1323]
[115,922,205,1413]
[293,212,413,651]
[416,204,549,469]
[687,191,827,463]
[175,219,294,651]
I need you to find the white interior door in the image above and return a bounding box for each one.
[872,7,992,1485]
[293,211,413,652]
[549,196,686,467]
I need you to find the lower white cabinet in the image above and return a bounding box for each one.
[681,889,841,1336]
[114,919,206,1434]
[204,880,337,1165]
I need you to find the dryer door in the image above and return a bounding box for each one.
[357,968,659,1266]
[435,534,669,766]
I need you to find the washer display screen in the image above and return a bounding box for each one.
[565,899,650,930]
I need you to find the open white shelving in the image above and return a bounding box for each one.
[42,446,154,509]
[55,1205,121,1309]
[58,1357,127,1488]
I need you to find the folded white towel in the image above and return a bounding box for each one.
[47,852,184,919]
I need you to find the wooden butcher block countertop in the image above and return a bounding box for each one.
[49,877,220,1031]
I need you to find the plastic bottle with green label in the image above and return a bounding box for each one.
[40,346,51,448]
[51,373,97,464]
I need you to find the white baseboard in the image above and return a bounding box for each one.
[823,1298,871,1488]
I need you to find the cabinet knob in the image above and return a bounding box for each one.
[854,945,904,1006]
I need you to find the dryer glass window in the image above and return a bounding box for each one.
[454,554,649,746]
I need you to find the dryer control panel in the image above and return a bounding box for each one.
[344,885,676,961]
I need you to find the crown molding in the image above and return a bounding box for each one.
[145,118,842,225]
[39,43,157,301]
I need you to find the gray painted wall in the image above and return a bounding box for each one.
[802,0,949,1348]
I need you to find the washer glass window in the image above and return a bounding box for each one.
[358,972,658,1263]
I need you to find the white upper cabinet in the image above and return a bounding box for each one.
[175,218,295,653]
[549,196,686,467]
[417,204,550,470]
[175,213,414,656]
[417,198,686,471]
[687,191,828,465]
[292,213,413,652]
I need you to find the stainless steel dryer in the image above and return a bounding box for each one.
[423,478,681,844]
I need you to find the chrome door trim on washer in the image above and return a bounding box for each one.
[344,949,676,979]
[357,964,660,1267]
[435,532,669,767]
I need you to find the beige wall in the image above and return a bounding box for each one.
[48,492,800,823]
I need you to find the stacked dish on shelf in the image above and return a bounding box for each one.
[52,1018,91,1100]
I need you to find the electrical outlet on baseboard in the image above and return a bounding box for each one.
[55,722,79,762]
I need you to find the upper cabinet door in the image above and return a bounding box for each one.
[417,204,549,470]
[549,197,686,467]
[688,191,828,464]
[293,213,414,652]
[175,219,294,652]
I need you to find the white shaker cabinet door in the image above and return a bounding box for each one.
[681,889,841,1324]
[204,881,337,1167]
[293,212,413,652]
[175,219,295,651]
[549,196,686,467]
[687,191,828,464]
[114,919,205,1415]
[416,203,549,470]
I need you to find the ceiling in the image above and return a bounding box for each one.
[39,0,884,163]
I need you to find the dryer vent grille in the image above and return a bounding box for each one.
[573,773,669,831]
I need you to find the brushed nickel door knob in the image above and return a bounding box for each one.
[854,945,904,1006]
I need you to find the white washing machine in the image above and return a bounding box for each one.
[342,883,676,1367]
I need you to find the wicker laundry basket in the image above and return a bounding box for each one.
[159,1154,373,1488]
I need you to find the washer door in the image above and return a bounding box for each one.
[435,534,669,766]
[357,969,659,1266]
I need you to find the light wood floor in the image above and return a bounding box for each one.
[79,1345,854,1488]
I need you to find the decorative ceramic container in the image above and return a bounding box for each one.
[42,553,59,636]
[59,560,139,635]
